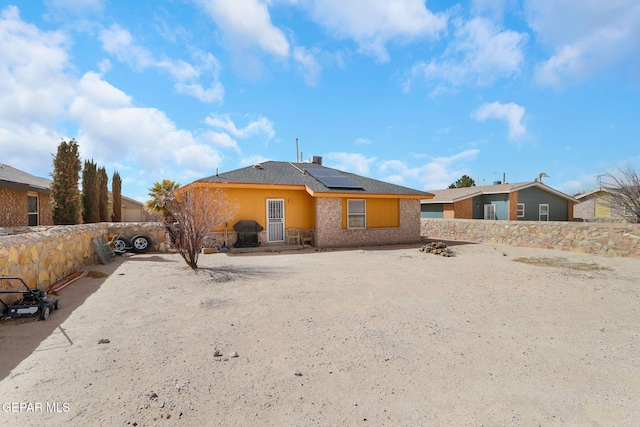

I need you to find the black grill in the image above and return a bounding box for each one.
[233,220,264,247]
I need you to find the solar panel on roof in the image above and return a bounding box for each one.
[306,167,364,189]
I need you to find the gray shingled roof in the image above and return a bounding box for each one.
[0,164,51,193]
[197,161,431,196]
[422,181,578,203]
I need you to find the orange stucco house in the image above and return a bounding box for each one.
[180,158,433,248]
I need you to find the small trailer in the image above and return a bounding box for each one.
[0,277,60,321]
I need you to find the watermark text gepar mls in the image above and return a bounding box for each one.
[2,402,70,413]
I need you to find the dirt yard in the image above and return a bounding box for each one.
[1,241,639,426]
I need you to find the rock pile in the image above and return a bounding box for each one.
[420,241,455,257]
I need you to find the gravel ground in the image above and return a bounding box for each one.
[1,242,639,426]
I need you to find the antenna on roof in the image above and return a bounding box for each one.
[493,171,506,185]
[536,172,549,183]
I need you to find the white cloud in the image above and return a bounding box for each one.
[98,24,224,103]
[324,152,377,175]
[175,81,224,103]
[559,179,589,196]
[0,6,75,123]
[195,0,289,57]
[174,144,223,179]
[471,0,511,20]
[99,24,153,70]
[380,149,480,190]
[526,0,640,87]
[404,17,526,92]
[203,114,275,140]
[293,46,322,86]
[239,154,272,167]
[68,71,223,183]
[202,131,240,152]
[305,0,447,62]
[472,101,526,140]
[0,6,76,173]
[354,137,371,145]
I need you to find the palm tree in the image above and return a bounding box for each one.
[146,179,180,220]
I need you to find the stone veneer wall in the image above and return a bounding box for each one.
[315,197,421,248]
[421,218,640,257]
[0,223,166,293]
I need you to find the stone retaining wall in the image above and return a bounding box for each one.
[0,223,166,294]
[421,219,640,258]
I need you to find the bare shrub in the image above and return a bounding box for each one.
[165,187,237,269]
[603,166,640,223]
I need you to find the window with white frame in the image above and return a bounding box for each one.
[517,203,525,217]
[539,204,549,221]
[347,199,366,228]
[28,194,39,226]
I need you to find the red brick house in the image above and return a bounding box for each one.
[0,164,53,228]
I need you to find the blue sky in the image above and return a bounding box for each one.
[1,0,639,202]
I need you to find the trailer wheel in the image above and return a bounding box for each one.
[114,237,129,253]
[40,306,50,320]
[130,235,152,253]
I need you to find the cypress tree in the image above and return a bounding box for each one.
[111,171,122,222]
[82,159,100,223]
[98,166,109,222]
[50,139,82,224]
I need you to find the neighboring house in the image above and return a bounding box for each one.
[573,188,630,221]
[0,163,144,227]
[574,189,610,221]
[121,195,146,222]
[421,182,578,221]
[0,164,53,227]
[181,158,433,247]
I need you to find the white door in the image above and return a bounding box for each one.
[266,199,285,242]
[484,204,496,220]
[539,204,549,221]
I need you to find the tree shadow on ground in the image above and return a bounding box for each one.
[195,265,282,284]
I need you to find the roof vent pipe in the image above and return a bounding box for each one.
[310,156,322,165]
